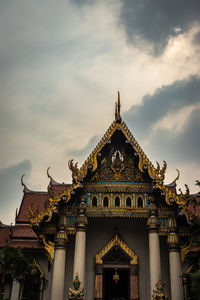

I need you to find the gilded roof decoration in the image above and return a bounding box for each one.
[96,233,138,265]
[29,203,56,226]
[28,95,185,227]
[39,234,55,263]
[89,148,147,184]
[79,119,167,184]
[156,182,186,206]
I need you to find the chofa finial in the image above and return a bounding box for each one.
[21,174,31,193]
[47,167,53,181]
[115,91,121,123]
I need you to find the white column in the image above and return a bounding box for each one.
[73,229,86,287]
[167,218,184,300]
[169,251,183,300]
[73,196,88,288]
[10,278,20,300]
[147,202,161,299]
[149,231,161,291]
[51,229,68,300]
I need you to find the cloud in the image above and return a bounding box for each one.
[120,0,200,54]
[123,75,200,139]
[0,160,32,224]
[123,76,200,191]
[148,107,200,164]
[193,31,200,44]
[66,135,100,158]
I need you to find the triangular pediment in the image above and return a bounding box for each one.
[84,127,150,185]
[95,233,137,265]
[80,119,166,184]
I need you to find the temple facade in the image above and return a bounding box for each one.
[0,95,197,300]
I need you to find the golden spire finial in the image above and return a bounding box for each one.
[117,91,121,116]
[115,101,117,120]
[115,91,121,122]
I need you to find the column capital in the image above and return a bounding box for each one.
[147,202,160,232]
[55,228,68,250]
[76,195,88,231]
[167,232,180,251]
[167,217,180,251]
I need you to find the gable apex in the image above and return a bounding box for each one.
[80,118,166,184]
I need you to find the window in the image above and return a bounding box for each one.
[115,196,120,207]
[103,197,109,207]
[92,196,97,207]
[126,197,131,207]
[137,197,143,208]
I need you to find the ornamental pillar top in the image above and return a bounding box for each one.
[147,201,160,232]
[55,228,68,249]
[76,196,88,231]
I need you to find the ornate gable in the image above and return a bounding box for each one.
[89,148,145,184]
[29,93,186,229]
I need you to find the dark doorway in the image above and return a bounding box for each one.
[103,268,129,300]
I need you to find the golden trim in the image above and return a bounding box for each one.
[156,182,186,206]
[80,119,167,185]
[95,233,137,265]
[125,194,133,207]
[136,195,144,208]
[39,234,55,264]
[29,204,56,226]
[102,194,110,207]
[181,240,192,262]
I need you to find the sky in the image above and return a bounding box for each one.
[0,0,200,224]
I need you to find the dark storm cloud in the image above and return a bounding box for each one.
[66,135,100,158]
[123,75,200,139]
[148,107,200,164]
[0,160,31,224]
[193,31,200,44]
[120,0,200,54]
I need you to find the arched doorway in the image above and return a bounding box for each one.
[95,233,139,300]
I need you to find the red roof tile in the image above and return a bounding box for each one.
[11,224,37,239]
[0,226,11,247]
[187,194,200,218]
[9,240,42,249]
[17,192,48,223]
[50,183,70,195]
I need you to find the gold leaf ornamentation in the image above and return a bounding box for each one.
[156,182,186,206]
[39,234,55,263]
[29,204,56,226]
[95,233,137,265]
[181,240,192,262]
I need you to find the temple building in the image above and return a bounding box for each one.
[0,94,199,300]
